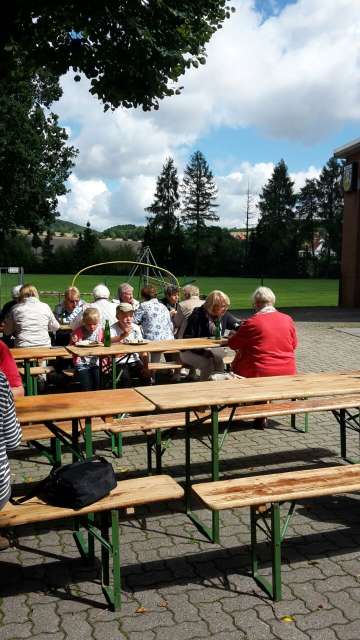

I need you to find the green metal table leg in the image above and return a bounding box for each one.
[185,409,192,513]
[271,502,282,601]
[112,356,117,389]
[72,418,79,462]
[340,408,347,460]
[84,417,93,458]
[146,433,153,474]
[50,437,62,466]
[211,406,220,544]
[100,512,110,587]
[111,508,121,610]
[155,429,162,473]
[24,361,33,396]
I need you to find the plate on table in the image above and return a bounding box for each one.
[76,340,103,347]
[125,340,149,345]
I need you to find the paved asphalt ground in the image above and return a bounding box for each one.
[2,306,360,640]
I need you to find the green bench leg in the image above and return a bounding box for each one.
[186,407,220,543]
[100,509,121,611]
[73,509,121,610]
[251,502,282,601]
[110,431,123,458]
[50,437,62,466]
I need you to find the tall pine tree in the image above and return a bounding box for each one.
[253,159,298,276]
[297,177,319,275]
[181,150,219,274]
[316,157,344,276]
[144,157,183,272]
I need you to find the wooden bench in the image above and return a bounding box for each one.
[18,365,55,376]
[108,393,360,467]
[21,417,114,465]
[0,474,184,610]
[192,464,360,601]
[20,394,360,471]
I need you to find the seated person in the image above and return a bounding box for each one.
[181,290,239,381]
[160,285,179,318]
[73,284,117,330]
[228,286,297,428]
[53,286,87,346]
[54,286,87,323]
[0,340,24,397]
[70,307,104,391]
[0,285,22,324]
[3,284,59,347]
[117,283,139,310]
[134,285,174,365]
[173,285,203,339]
[110,303,151,387]
[1,285,22,347]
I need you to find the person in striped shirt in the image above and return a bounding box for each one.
[0,371,21,549]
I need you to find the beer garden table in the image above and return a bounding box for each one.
[15,387,156,460]
[66,337,225,388]
[10,346,70,395]
[135,370,360,542]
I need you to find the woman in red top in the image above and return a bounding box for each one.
[228,287,297,427]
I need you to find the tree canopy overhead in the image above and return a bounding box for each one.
[0,68,77,242]
[2,1,235,111]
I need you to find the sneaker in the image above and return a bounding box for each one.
[0,534,10,551]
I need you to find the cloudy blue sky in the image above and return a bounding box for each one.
[56,0,360,230]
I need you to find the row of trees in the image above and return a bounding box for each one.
[144,153,344,278]
[251,157,343,277]
[145,151,221,274]
[1,224,137,275]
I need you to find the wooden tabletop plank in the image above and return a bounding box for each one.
[0,475,184,527]
[10,346,69,360]
[15,388,155,423]
[67,337,224,357]
[192,464,360,510]
[135,371,360,410]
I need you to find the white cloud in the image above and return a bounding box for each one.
[55,0,359,228]
[58,174,110,229]
[217,161,321,227]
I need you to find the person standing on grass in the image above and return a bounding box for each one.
[0,371,22,550]
[228,286,297,429]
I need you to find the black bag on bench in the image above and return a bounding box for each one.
[12,455,117,509]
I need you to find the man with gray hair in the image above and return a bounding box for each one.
[117,283,139,310]
[173,284,203,339]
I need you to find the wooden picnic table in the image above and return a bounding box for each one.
[10,346,71,395]
[66,337,225,358]
[15,388,156,459]
[66,337,226,388]
[135,370,360,541]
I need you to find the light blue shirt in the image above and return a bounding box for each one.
[134,298,174,341]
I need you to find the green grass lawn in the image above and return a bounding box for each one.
[15,274,339,309]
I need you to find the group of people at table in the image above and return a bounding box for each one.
[0,280,297,549]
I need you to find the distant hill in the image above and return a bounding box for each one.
[51,220,91,235]
[101,224,145,240]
